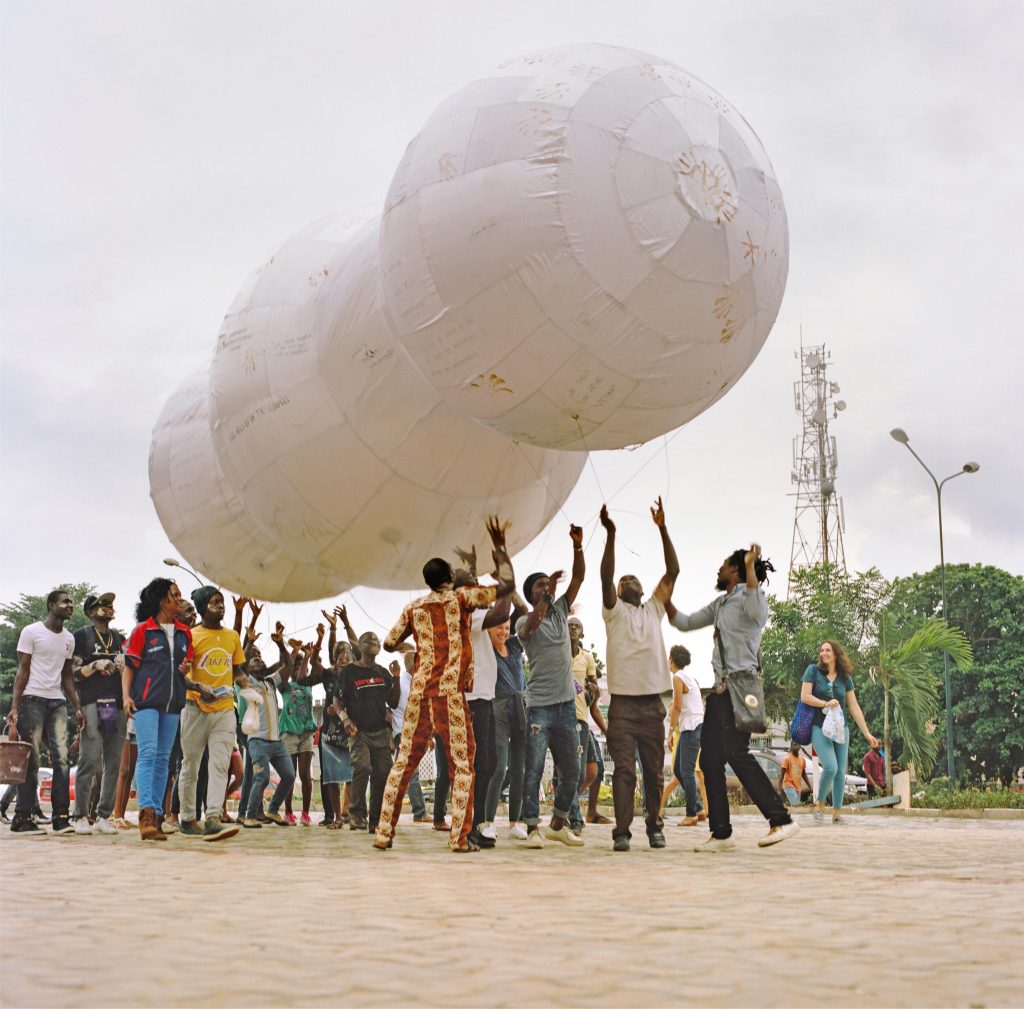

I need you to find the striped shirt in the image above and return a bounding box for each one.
[385,586,496,697]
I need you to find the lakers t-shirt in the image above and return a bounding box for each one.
[189,626,245,713]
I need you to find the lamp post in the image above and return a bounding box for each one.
[162,557,205,587]
[889,428,979,782]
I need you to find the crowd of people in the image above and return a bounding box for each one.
[5,502,881,852]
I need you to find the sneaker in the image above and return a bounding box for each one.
[508,823,528,840]
[300,812,313,826]
[33,810,51,824]
[179,819,204,838]
[467,829,496,849]
[93,817,118,835]
[51,817,75,835]
[812,810,826,824]
[318,818,335,828]
[543,824,584,847]
[348,817,368,831]
[693,836,736,853]
[832,814,845,825]
[648,831,666,849]
[679,816,701,827]
[74,818,93,835]
[0,808,10,823]
[111,817,133,830]
[525,829,544,849]
[160,818,179,834]
[203,817,240,842]
[10,814,45,836]
[241,818,263,829]
[285,812,297,825]
[758,821,800,847]
[613,835,630,852]
[480,822,497,840]
[264,810,290,826]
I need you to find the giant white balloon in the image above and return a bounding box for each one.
[149,371,347,601]
[205,212,586,591]
[379,43,788,450]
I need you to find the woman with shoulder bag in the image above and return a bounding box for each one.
[800,640,879,824]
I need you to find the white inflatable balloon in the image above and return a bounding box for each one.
[206,212,586,591]
[379,43,788,450]
[149,371,347,601]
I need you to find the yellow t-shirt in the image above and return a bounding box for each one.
[189,626,245,713]
[571,648,597,722]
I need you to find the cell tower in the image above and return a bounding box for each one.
[788,339,847,595]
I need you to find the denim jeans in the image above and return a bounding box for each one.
[15,696,71,817]
[522,701,579,827]
[557,720,589,830]
[784,785,800,805]
[484,694,525,823]
[468,698,496,829]
[701,691,791,839]
[245,737,295,817]
[672,724,703,817]
[238,744,255,817]
[393,733,426,818]
[812,723,850,810]
[133,708,179,818]
[73,701,127,821]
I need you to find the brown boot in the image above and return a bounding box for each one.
[138,807,165,842]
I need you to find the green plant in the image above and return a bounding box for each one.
[911,778,1024,809]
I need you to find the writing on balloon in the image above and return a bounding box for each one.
[228,395,291,442]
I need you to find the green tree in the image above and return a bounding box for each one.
[868,616,972,784]
[0,584,96,716]
[886,564,1024,784]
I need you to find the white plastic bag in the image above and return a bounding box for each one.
[822,704,846,744]
[240,688,264,736]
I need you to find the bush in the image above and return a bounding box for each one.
[911,777,1024,809]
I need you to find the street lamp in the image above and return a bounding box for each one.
[163,557,205,587]
[890,428,980,781]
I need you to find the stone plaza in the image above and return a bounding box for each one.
[1,811,1022,1008]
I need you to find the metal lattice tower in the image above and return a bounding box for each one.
[788,340,847,594]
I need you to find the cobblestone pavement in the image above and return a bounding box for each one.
[2,811,1023,1008]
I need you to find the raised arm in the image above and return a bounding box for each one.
[509,590,529,629]
[520,572,562,641]
[486,515,516,599]
[565,523,586,606]
[335,606,360,651]
[232,596,249,638]
[651,496,679,605]
[599,506,617,610]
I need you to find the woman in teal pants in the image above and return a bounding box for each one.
[800,641,879,823]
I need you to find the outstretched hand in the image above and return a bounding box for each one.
[321,609,337,629]
[270,622,285,643]
[248,600,264,622]
[232,595,249,614]
[569,523,583,546]
[650,496,666,527]
[745,543,762,567]
[454,543,478,576]
[599,505,615,533]
[485,515,509,552]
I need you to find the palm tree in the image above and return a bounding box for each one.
[869,616,973,788]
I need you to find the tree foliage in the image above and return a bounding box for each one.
[886,564,1024,784]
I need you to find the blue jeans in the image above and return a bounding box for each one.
[134,709,179,818]
[673,724,703,817]
[784,785,800,805]
[812,723,850,810]
[15,696,70,817]
[485,694,526,823]
[522,701,579,827]
[246,737,296,818]
[563,720,589,830]
[394,734,426,818]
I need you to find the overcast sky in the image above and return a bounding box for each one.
[2,1,1021,684]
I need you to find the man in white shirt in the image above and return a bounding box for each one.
[7,590,84,836]
[599,498,679,853]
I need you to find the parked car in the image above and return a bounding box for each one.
[725,748,865,804]
[37,766,77,805]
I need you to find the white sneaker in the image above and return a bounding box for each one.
[525,829,544,848]
[73,818,93,835]
[543,824,585,847]
[508,823,528,840]
[693,836,736,853]
[161,819,179,834]
[480,822,496,840]
[92,817,117,835]
[758,821,800,847]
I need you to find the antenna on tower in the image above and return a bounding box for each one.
[787,337,848,595]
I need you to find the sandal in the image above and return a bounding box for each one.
[586,813,612,824]
[452,840,480,853]
[326,820,345,830]
[318,818,335,828]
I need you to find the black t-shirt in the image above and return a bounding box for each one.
[321,667,349,749]
[339,662,395,733]
[73,625,125,706]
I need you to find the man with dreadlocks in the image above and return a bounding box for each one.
[667,544,799,851]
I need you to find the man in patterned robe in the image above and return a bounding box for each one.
[375,517,515,852]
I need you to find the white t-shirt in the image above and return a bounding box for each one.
[17,621,75,700]
[465,610,499,702]
[393,670,413,737]
[675,670,704,731]
[602,597,670,696]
